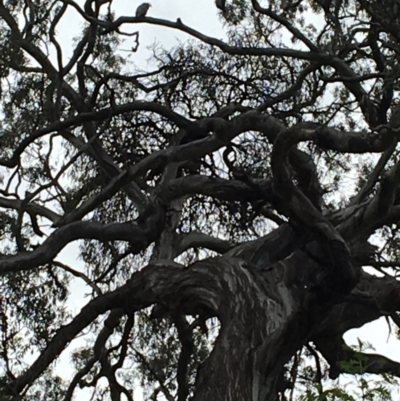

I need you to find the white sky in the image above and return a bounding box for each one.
[8,0,400,399]
[50,2,226,399]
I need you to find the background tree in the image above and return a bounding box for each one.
[1,0,400,400]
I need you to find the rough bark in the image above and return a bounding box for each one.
[3,1,400,400]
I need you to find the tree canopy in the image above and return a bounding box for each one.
[1,0,400,400]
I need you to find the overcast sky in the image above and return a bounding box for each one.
[50,2,225,399]
[23,0,400,398]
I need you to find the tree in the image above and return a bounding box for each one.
[1,0,400,399]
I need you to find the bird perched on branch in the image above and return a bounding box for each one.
[135,3,151,18]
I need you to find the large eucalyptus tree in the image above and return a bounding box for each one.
[1,0,400,400]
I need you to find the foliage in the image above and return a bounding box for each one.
[1,0,400,400]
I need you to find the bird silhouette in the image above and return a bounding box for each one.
[135,3,151,18]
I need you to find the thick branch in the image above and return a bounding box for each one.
[0,102,191,168]
[7,260,228,394]
[0,218,160,274]
[176,231,235,255]
[0,197,60,224]
[316,336,400,379]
